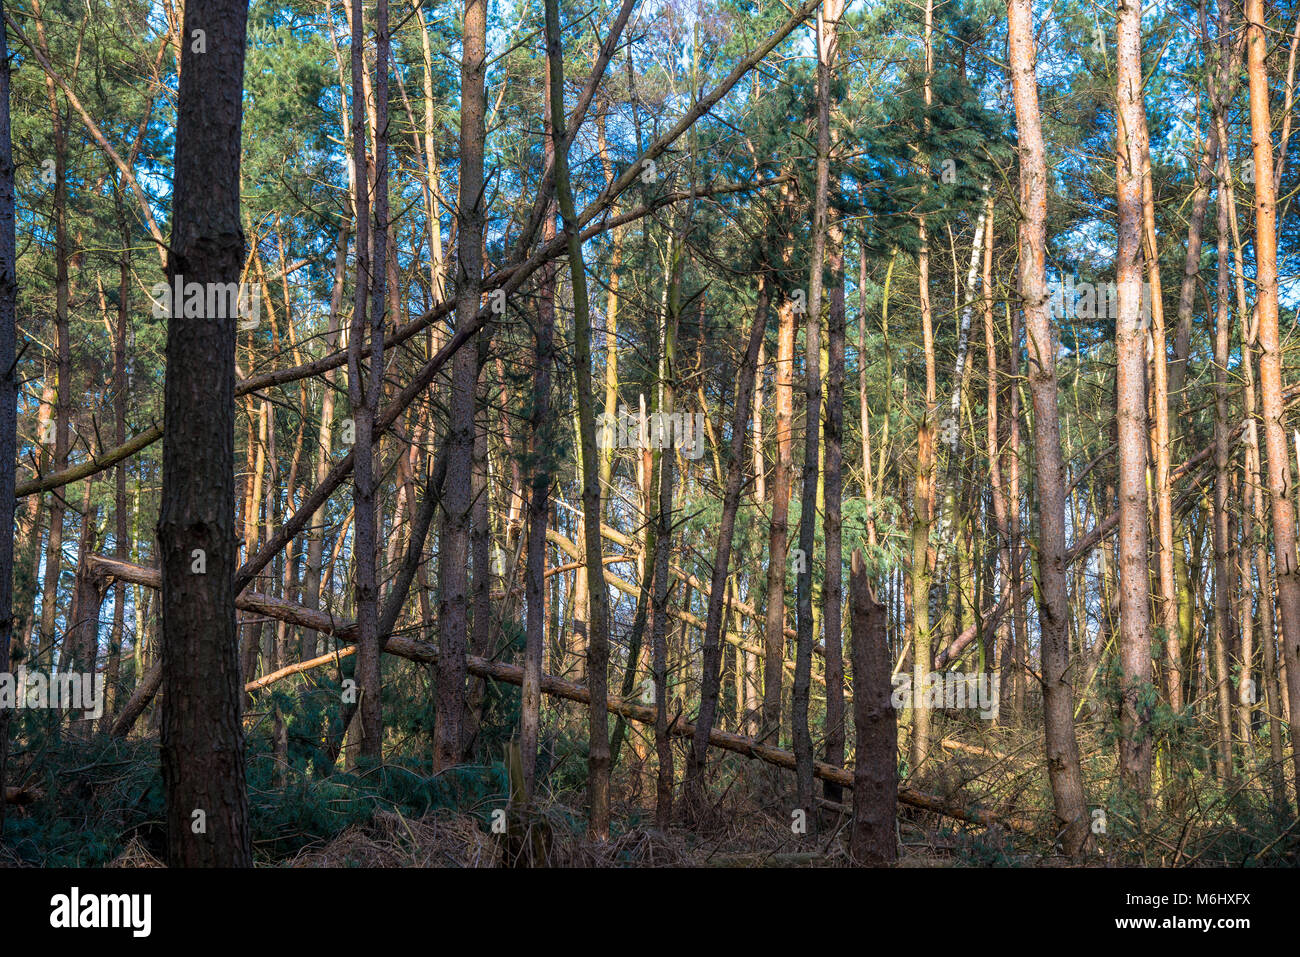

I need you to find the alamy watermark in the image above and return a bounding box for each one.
[1046,276,1152,327]
[596,399,706,460]
[151,276,261,330]
[50,887,151,937]
[891,671,999,720]
[0,668,105,719]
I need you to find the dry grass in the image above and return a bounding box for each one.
[286,808,697,868]
[288,810,498,867]
[108,836,165,868]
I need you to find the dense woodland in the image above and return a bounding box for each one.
[1,0,1299,869]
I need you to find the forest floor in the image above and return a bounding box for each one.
[4,724,1297,867]
[77,763,1045,868]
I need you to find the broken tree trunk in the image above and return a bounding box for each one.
[849,550,897,864]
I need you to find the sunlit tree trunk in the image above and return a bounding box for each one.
[1246,0,1300,797]
[910,0,937,774]
[1008,0,1089,855]
[34,4,70,664]
[763,187,796,740]
[1115,0,1154,799]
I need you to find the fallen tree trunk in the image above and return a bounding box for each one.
[97,556,359,736]
[94,553,1035,833]
[258,637,1034,832]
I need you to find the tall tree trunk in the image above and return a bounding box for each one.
[763,244,795,740]
[36,31,70,664]
[436,0,486,771]
[97,231,131,732]
[348,0,389,762]
[686,271,770,808]
[650,321,678,830]
[793,0,843,835]
[910,0,937,772]
[982,193,1011,685]
[418,8,446,304]
[822,212,846,803]
[860,245,884,549]
[1212,158,1237,780]
[521,65,559,806]
[302,223,347,662]
[544,0,611,838]
[1008,0,1090,855]
[1246,0,1300,796]
[1212,7,1287,790]
[158,0,252,866]
[1115,0,1154,800]
[1139,113,1181,716]
[0,6,16,839]
[597,106,622,502]
[1001,300,1027,724]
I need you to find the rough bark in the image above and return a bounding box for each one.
[849,551,896,865]
[436,0,487,771]
[793,0,843,835]
[158,0,252,866]
[0,10,15,839]
[521,64,558,805]
[823,201,846,805]
[346,0,389,763]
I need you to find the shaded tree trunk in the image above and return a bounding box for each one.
[822,198,847,805]
[0,10,16,839]
[686,270,770,808]
[158,0,252,866]
[1211,156,1236,780]
[545,0,611,838]
[763,229,796,740]
[793,0,843,835]
[521,62,559,804]
[849,551,896,865]
[302,223,347,663]
[346,0,389,763]
[436,0,487,772]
